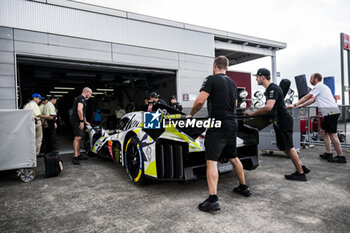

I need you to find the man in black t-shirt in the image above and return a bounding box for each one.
[244,68,310,181]
[149,92,167,105]
[188,56,251,214]
[72,87,92,165]
[169,95,183,112]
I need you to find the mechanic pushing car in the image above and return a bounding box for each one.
[244,68,311,181]
[188,56,251,214]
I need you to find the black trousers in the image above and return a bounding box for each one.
[44,120,56,153]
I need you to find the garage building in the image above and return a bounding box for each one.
[0,0,286,129]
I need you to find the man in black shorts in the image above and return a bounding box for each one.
[287,73,346,163]
[71,87,92,165]
[244,68,310,181]
[188,56,251,214]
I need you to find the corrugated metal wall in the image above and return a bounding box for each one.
[0,27,16,109]
[0,26,213,110]
[0,0,214,57]
[0,0,215,111]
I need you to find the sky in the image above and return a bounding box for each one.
[76,0,350,102]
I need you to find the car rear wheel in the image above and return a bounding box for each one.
[124,136,145,184]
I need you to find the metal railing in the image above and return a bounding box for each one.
[299,105,350,148]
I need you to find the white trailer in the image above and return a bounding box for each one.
[0,109,37,182]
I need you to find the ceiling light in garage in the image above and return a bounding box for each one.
[96,88,114,91]
[92,92,104,95]
[50,91,69,94]
[54,87,75,90]
[47,94,63,97]
[66,72,96,77]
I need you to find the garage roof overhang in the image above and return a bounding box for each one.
[214,35,287,66]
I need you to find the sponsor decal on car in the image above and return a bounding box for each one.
[143,110,162,129]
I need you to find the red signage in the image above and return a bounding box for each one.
[344,33,350,50]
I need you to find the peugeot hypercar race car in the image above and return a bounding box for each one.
[84,104,259,184]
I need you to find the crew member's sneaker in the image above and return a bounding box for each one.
[72,157,80,165]
[302,165,311,174]
[233,184,252,197]
[285,172,307,181]
[320,153,333,160]
[198,199,220,214]
[78,154,88,160]
[328,155,347,163]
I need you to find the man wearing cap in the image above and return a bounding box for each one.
[38,97,49,154]
[149,92,167,105]
[244,68,310,181]
[188,56,251,214]
[72,87,92,165]
[42,95,58,153]
[287,73,346,163]
[24,93,54,157]
[39,97,48,116]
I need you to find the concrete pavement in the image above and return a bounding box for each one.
[0,146,349,233]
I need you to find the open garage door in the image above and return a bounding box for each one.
[17,56,177,151]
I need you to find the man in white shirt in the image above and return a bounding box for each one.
[115,104,126,125]
[24,93,53,157]
[115,104,126,119]
[39,96,48,154]
[39,97,48,116]
[287,73,346,163]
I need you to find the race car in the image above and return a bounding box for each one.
[83,124,115,158]
[83,103,260,184]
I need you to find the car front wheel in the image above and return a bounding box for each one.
[124,136,145,184]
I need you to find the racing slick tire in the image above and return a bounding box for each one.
[124,136,145,185]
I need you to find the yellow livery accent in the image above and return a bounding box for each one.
[126,138,132,150]
[134,169,142,182]
[164,114,182,119]
[145,161,157,176]
[133,128,141,134]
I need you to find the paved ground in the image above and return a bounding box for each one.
[0,146,349,233]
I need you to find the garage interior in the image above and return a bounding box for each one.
[17,56,177,152]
